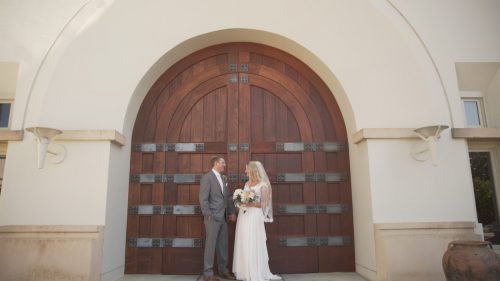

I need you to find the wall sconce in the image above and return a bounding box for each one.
[410,125,449,166]
[26,127,66,169]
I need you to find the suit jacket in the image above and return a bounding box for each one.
[199,170,236,221]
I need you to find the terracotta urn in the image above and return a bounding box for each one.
[442,240,500,281]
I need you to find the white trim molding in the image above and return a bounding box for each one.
[353,128,419,144]
[56,130,126,146]
[0,129,126,146]
[0,130,23,141]
[452,128,500,140]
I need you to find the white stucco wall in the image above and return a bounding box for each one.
[391,0,500,128]
[100,143,130,281]
[368,135,477,223]
[0,137,110,225]
[1,0,499,280]
[0,0,89,129]
[486,70,500,127]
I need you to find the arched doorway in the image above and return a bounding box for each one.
[126,43,354,274]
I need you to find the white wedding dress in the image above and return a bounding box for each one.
[233,182,281,281]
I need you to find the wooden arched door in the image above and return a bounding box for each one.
[126,43,354,274]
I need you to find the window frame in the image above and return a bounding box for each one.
[462,97,487,128]
[0,100,13,129]
[468,142,500,226]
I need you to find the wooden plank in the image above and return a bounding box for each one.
[215,86,228,142]
[263,90,276,142]
[250,86,264,142]
[203,89,216,142]
[166,76,229,142]
[155,68,226,142]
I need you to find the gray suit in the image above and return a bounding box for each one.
[199,170,236,277]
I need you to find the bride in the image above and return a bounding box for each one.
[233,161,282,281]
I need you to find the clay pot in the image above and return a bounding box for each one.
[442,240,500,281]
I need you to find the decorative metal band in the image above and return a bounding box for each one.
[133,143,205,152]
[128,205,201,215]
[240,75,249,83]
[278,204,349,214]
[276,142,345,152]
[228,174,238,183]
[239,64,249,72]
[131,173,346,183]
[130,173,202,183]
[228,64,248,73]
[229,143,253,152]
[278,236,352,247]
[173,174,200,183]
[240,174,249,183]
[128,237,203,248]
[276,173,348,182]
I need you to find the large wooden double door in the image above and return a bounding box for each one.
[126,43,354,274]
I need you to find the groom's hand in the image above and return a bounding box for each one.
[228,214,236,222]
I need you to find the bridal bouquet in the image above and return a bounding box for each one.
[233,189,258,212]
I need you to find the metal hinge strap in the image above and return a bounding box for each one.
[278,236,352,247]
[128,237,203,248]
[133,143,205,152]
[128,205,201,215]
[278,204,349,214]
[275,173,348,182]
[276,142,345,152]
[130,173,203,183]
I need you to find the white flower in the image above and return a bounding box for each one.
[247,191,255,200]
[241,192,248,202]
[233,189,243,200]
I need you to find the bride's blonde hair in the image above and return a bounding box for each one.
[247,161,262,183]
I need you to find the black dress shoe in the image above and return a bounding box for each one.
[219,272,237,280]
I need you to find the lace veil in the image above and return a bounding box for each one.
[252,161,274,222]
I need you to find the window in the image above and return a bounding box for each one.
[0,103,11,128]
[463,99,486,127]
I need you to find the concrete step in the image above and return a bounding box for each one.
[493,244,500,255]
[119,272,369,281]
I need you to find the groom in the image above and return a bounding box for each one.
[199,156,237,281]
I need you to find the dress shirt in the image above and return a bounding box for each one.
[212,169,224,193]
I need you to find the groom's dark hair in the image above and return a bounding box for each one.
[211,155,223,167]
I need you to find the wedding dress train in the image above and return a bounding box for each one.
[233,182,281,281]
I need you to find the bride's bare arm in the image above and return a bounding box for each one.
[240,202,261,208]
[247,202,261,208]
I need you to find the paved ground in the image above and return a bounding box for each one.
[120,272,368,281]
[494,244,500,255]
